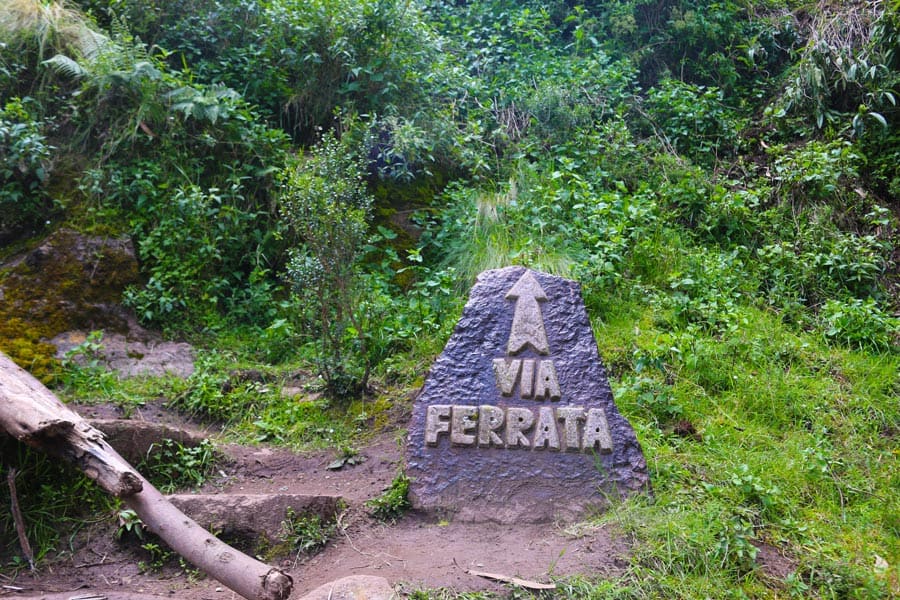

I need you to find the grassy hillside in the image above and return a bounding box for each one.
[1,0,898,596]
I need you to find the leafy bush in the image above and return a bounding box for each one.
[755,223,889,315]
[821,298,899,352]
[644,78,742,166]
[57,330,118,397]
[170,351,264,422]
[280,132,374,398]
[0,0,106,101]
[666,249,749,333]
[0,97,53,238]
[592,0,798,99]
[769,1,897,133]
[139,439,218,493]
[123,181,277,327]
[770,140,862,204]
[280,509,335,554]
[80,0,442,142]
[41,30,173,156]
[620,376,683,427]
[68,55,290,328]
[366,470,410,521]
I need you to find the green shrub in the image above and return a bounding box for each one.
[0,0,105,100]
[666,249,750,333]
[755,226,889,315]
[770,140,862,204]
[592,0,798,100]
[821,298,899,352]
[74,74,289,329]
[57,330,118,398]
[170,351,264,422]
[280,132,374,399]
[620,376,683,427]
[366,470,410,521]
[0,97,53,238]
[139,439,218,493]
[81,0,442,142]
[696,185,765,248]
[280,509,335,554]
[769,2,897,133]
[123,182,275,327]
[644,78,742,166]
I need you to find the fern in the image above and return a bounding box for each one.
[41,54,86,79]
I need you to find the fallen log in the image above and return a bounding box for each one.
[0,352,293,600]
[0,354,142,497]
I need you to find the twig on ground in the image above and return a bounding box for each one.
[7,468,36,572]
[335,508,403,567]
[467,569,556,590]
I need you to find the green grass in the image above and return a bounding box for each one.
[398,300,896,599]
[589,298,899,598]
[51,327,393,451]
[0,440,114,567]
[47,269,897,598]
[3,2,898,594]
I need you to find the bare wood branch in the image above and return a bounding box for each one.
[466,569,556,590]
[0,352,293,600]
[7,468,36,572]
[125,478,293,600]
[0,354,141,497]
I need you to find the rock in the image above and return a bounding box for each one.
[168,494,343,543]
[406,267,649,523]
[281,386,305,398]
[52,330,195,378]
[89,419,206,465]
[24,242,53,269]
[297,575,395,600]
[0,228,146,379]
[1,228,196,379]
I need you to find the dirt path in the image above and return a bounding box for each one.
[297,514,627,594]
[3,403,630,599]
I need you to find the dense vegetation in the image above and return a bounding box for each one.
[1,0,898,597]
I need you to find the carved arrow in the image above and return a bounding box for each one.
[505,270,550,355]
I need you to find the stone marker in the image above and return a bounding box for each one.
[406,266,649,523]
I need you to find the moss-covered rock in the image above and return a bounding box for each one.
[0,228,142,381]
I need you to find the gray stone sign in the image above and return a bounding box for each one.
[406,266,649,523]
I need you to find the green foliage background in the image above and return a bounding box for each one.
[1,0,898,596]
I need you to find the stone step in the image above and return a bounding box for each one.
[168,493,343,542]
[89,418,205,465]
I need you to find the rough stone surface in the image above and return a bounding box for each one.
[89,419,206,465]
[298,575,396,600]
[0,228,142,334]
[406,266,649,523]
[52,330,195,378]
[168,493,343,543]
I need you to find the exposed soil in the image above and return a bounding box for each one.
[2,402,631,599]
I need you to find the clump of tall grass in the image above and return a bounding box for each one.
[438,178,577,291]
[0,0,105,63]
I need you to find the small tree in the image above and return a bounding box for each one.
[279,132,373,399]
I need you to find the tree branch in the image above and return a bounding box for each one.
[0,352,293,600]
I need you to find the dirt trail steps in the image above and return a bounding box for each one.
[7,404,629,599]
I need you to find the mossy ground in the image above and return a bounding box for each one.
[0,228,141,382]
